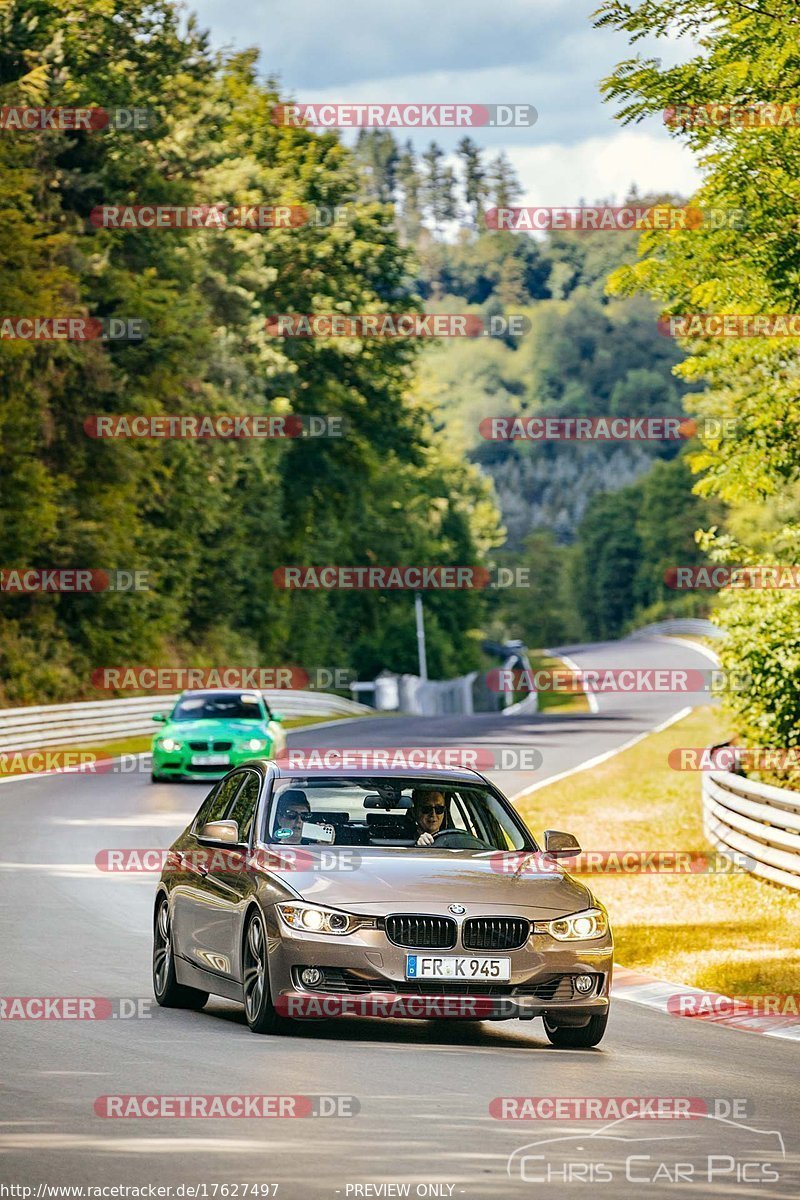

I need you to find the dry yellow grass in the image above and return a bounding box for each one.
[516,706,800,995]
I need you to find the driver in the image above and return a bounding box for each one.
[273,790,311,845]
[411,788,447,846]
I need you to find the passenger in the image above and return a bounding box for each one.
[411,788,447,846]
[273,790,311,845]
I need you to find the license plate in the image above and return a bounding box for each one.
[406,955,510,981]
[191,754,229,766]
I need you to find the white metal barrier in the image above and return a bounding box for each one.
[630,618,725,640]
[0,691,372,751]
[702,768,800,891]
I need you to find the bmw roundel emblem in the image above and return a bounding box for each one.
[449,903,466,915]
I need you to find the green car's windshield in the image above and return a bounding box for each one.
[171,692,265,722]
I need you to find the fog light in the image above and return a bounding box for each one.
[574,974,594,994]
[301,968,323,987]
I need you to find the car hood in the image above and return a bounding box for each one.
[263,848,593,918]
[162,718,270,739]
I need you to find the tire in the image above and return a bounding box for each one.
[151,771,167,783]
[242,910,289,1035]
[152,898,208,1010]
[543,1011,608,1048]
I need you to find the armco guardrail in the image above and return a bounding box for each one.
[0,691,372,752]
[629,618,725,640]
[703,769,800,891]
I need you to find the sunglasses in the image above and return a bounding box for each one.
[419,804,445,816]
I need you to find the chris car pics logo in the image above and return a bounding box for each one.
[506,1113,785,1186]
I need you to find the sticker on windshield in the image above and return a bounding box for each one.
[274,828,294,839]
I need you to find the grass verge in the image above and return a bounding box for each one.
[515,705,800,996]
[525,652,589,714]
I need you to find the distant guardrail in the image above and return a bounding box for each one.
[629,618,725,640]
[0,691,372,752]
[703,769,800,892]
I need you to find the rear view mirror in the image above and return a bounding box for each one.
[198,820,242,845]
[544,829,581,857]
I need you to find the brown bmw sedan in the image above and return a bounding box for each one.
[153,760,613,1046]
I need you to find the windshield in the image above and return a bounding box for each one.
[265,777,532,851]
[171,693,265,722]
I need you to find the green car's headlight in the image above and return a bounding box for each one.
[157,737,182,752]
[244,738,268,752]
[277,903,375,936]
[533,907,608,941]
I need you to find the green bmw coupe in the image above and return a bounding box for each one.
[150,690,287,782]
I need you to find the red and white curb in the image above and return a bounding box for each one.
[612,965,800,1041]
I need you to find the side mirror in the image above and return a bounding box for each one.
[152,713,167,723]
[270,712,285,723]
[198,819,242,846]
[544,829,581,857]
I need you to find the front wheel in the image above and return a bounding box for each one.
[242,911,290,1035]
[152,898,208,1010]
[543,1011,608,1048]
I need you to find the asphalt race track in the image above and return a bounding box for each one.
[2,635,798,1199]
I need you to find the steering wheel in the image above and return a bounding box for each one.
[431,828,491,850]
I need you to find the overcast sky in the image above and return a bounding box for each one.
[191,0,700,207]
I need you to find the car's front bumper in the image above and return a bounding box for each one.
[266,913,613,1023]
[152,746,269,780]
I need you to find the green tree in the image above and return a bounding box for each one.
[573,489,642,639]
[487,151,522,210]
[456,136,487,227]
[421,141,457,232]
[353,130,399,203]
[597,0,800,745]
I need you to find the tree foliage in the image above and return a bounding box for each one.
[0,0,500,703]
[597,0,800,746]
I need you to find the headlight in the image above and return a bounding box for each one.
[533,907,608,941]
[244,738,267,752]
[158,738,182,752]
[277,903,375,936]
